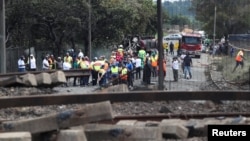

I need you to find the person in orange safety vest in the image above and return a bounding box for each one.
[232,49,244,72]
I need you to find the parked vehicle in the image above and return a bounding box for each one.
[180,32,202,58]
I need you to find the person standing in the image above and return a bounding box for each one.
[232,49,244,72]
[97,65,107,88]
[42,55,50,70]
[28,54,37,71]
[183,53,192,79]
[172,57,179,81]
[18,56,26,72]
[180,52,186,75]
[78,49,84,59]
[151,53,158,77]
[64,52,73,68]
[134,55,142,79]
[56,57,63,70]
[143,56,152,84]
[169,42,174,55]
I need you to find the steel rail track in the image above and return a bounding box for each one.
[0,91,249,109]
[110,112,250,122]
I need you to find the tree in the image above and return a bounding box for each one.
[191,0,250,38]
[6,0,158,57]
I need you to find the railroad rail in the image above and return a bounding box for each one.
[0,91,249,109]
[111,112,250,122]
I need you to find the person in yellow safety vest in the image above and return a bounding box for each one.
[97,65,107,88]
[120,65,128,84]
[151,53,158,77]
[110,64,119,84]
[138,47,146,69]
[79,57,90,86]
[64,52,73,68]
[92,57,104,86]
[232,49,244,72]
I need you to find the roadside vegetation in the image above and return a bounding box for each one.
[221,52,250,84]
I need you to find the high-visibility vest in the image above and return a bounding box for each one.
[93,60,102,71]
[80,61,89,69]
[120,68,128,80]
[151,56,158,67]
[235,50,243,62]
[111,66,119,74]
[138,50,146,59]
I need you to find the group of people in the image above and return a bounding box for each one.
[171,51,193,82]
[17,54,37,72]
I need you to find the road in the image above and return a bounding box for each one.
[162,51,211,91]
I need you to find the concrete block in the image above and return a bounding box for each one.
[1,101,113,134]
[84,124,162,141]
[19,73,37,87]
[35,72,52,86]
[0,132,31,141]
[1,115,58,134]
[160,120,189,139]
[57,101,113,128]
[50,71,67,85]
[57,129,87,141]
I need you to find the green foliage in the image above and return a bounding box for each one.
[5,0,157,56]
[191,0,250,38]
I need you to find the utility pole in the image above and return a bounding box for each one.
[157,0,164,90]
[0,0,6,73]
[213,5,216,47]
[88,0,92,60]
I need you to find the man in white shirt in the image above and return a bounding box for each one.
[18,56,26,72]
[172,56,179,81]
[42,56,49,70]
[134,56,142,79]
[29,54,37,71]
[180,52,186,74]
[78,49,84,59]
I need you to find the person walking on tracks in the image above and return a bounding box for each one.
[183,52,192,79]
[232,49,244,72]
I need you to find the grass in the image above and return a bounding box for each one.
[221,55,250,82]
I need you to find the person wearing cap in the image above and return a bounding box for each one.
[64,52,73,68]
[97,65,107,88]
[42,55,50,70]
[18,55,26,72]
[56,57,63,70]
[117,45,124,57]
[28,54,37,71]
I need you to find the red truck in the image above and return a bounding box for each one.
[180,32,202,58]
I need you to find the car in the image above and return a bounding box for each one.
[163,34,182,40]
